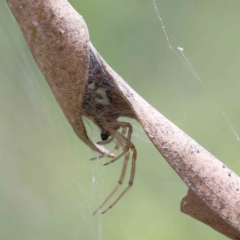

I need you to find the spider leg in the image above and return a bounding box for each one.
[90,136,115,161]
[92,122,136,214]
[93,149,130,215]
[96,125,126,146]
[104,123,132,166]
[102,142,137,214]
[90,126,126,161]
[97,136,114,145]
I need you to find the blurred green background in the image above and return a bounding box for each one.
[1,0,240,239]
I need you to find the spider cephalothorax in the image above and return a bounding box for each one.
[82,45,137,214]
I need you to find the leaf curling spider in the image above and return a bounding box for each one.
[82,46,137,214]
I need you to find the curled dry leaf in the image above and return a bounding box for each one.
[181,189,240,239]
[6,0,240,238]
[6,0,113,157]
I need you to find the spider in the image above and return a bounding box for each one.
[82,46,137,214]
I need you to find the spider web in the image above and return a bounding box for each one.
[153,0,240,141]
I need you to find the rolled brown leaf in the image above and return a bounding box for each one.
[6,0,113,156]
[181,189,240,239]
[6,0,240,238]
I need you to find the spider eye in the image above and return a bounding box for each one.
[101,132,109,141]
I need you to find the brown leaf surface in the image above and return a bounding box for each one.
[6,0,110,155]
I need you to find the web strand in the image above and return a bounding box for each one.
[152,0,240,142]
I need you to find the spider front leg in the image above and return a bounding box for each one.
[102,142,137,214]
[90,125,126,161]
[104,122,132,166]
[93,149,130,215]
[93,124,137,214]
